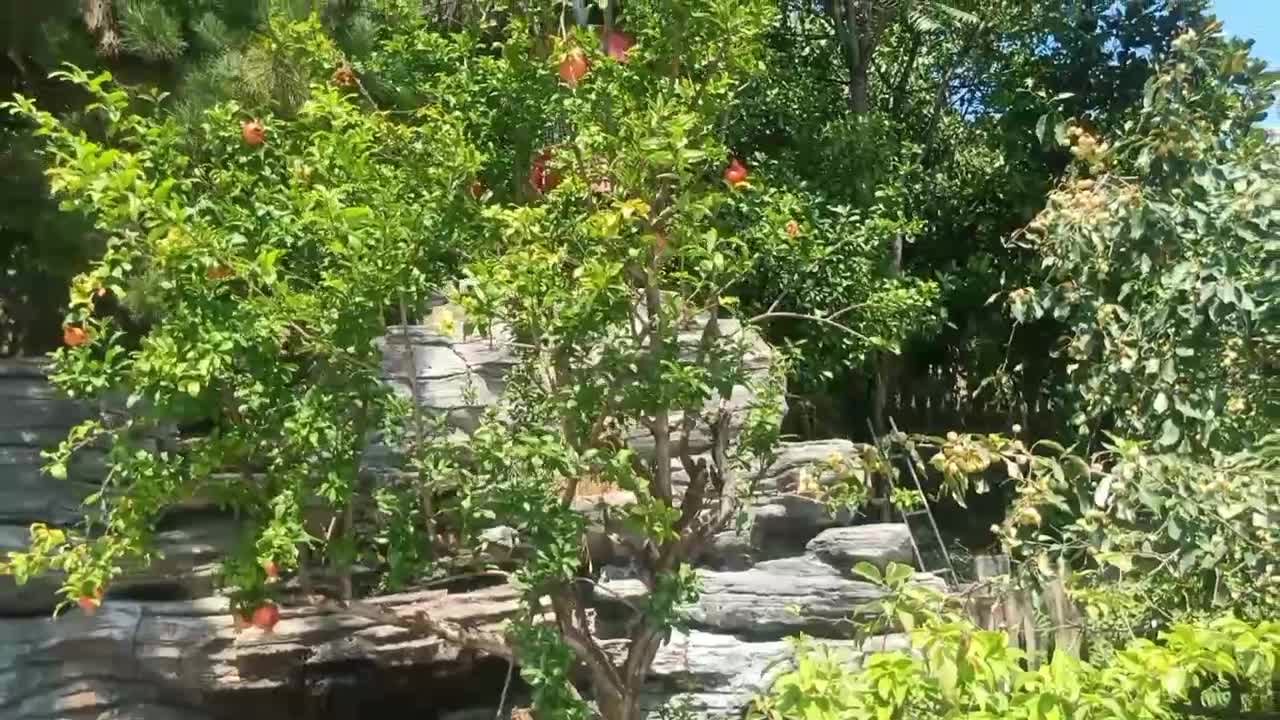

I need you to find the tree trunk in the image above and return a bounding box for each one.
[81,0,119,56]
[848,55,871,114]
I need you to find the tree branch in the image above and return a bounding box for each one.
[748,311,874,343]
[311,597,514,661]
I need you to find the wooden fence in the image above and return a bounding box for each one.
[883,363,1064,437]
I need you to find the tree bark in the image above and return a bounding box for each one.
[81,0,119,56]
[849,57,871,114]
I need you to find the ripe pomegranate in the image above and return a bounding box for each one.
[558,48,589,87]
[601,29,635,62]
[251,602,280,632]
[331,63,357,88]
[77,590,101,615]
[63,324,88,347]
[469,180,486,199]
[723,158,748,186]
[529,150,562,194]
[241,119,265,146]
[261,560,279,579]
[786,220,800,238]
[206,264,232,280]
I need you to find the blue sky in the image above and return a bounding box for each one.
[1212,0,1278,125]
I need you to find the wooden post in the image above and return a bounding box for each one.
[972,554,1026,655]
[1044,557,1083,659]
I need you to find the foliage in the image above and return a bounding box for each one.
[997,434,1280,632]
[0,49,480,612]
[1013,20,1279,452]
[753,562,1280,720]
[427,1,808,714]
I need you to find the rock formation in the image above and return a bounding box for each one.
[0,320,940,719]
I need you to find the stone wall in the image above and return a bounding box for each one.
[0,324,939,720]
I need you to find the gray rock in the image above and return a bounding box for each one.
[749,494,851,557]
[805,524,915,572]
[0,584,524,719]
[602,630,910,720]
[755,440,867,496]
[695,531,755,571]
[377,314,782,461]
[601,562,945,641]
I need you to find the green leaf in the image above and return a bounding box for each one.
[897,609,915,633]
[1162,667,1188,697]
[1153,392,1169,414]
[851,561,882,584]
[884,562,914,587]
[1157,419,1181,447]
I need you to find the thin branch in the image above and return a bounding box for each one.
[748,311,874,344]
[495,656,515,720]
[311,597,514,660]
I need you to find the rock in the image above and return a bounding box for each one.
[598,630,911,720]
[755,440,867,496]
[600,561,945,641]
[805,524,914,572]
[378,325,518,436]
[0,584,524,719]
[0,361,93,440]
[749,494,851,557]
[378,314,782,462]
[695,531,755,571]
[477,525,518,563]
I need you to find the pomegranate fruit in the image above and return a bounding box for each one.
[251,602,280,632]
[77,592,100,615]
[558,48,589,87]
[331,64,357,88]
[469,180,486,199]
[63,325,88,347]
[261,560,279,579]
[723,158,748,186]
[786,220,800,238]
[602,29,635,62]
[241,119,265,146]
[206,264,233,280]
[529,150,563,194]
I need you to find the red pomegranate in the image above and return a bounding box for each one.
[529,150,563,194]
[63,324,88,347]
[469,180,486,199]
[602,29,635,62]
[251,602,280,632]
[206,264,233,280]
[558,48,589,87]
[241,119,265,146]
[331,64,357,88]
[77,588,102,615]
[723,158,748,186]
[261,560,279,579]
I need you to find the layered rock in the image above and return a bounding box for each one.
[634,630,910,719]
[598,546,941,642]
[0,584,523,720]
[0,329,937,720]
